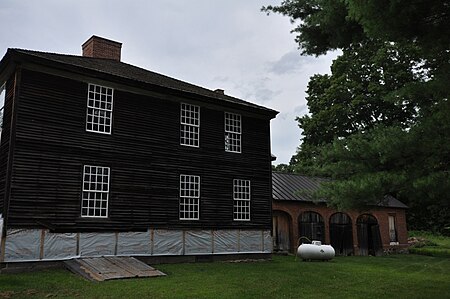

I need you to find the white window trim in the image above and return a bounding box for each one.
[86,83,114,135]
[233,179,250,221]
[81,165,110,218]
[179,174,200,220]
[224,112,242,153]
[180,103,200,148]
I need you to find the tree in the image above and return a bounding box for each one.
[291,40,424,173]
[264,0,450,231]
[272,163,293,173]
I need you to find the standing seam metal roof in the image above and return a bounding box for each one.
[272,172,408,208]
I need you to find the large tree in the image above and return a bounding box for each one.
[264,0,450,231]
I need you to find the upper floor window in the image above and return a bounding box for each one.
[233,179,250,221]
[180,103,200,147]
[81,165,110,218]
[225,112,241,153]
[0,82,5,107]
[86,84,113,134]
[180,174,200,220]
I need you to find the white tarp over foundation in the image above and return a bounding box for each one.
[79,232,115,257]
[2,228,272,262]
[185,230,212,255]
[263,230,272,253]
[213,230,238,253]
[43,232,78,260]
[4,229,41,262]
[117,231,151,256]
[153,229,183,255]
[239,230,262,253]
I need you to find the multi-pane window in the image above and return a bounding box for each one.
[179,175,200,220]
[81,165,110,218]
[180,103,200,147]
[233,179,250,221]
[86,84,113,134]
[225,112,241,153]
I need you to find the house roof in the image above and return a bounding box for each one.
[0,48,278,117]
[272,171,408,209]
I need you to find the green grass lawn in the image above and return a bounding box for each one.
[1,254,449,299]
[409,231,450,258]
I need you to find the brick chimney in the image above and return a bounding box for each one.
[82,35,122,61]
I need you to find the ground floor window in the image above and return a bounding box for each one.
[388,215,398,243]
[81,165,110,218]
[179,174,200,220]
[233,179,250,221]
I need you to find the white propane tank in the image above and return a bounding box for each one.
[297,240,335,261]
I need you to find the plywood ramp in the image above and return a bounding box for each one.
[64,257,166,281]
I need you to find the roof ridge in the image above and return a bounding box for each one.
[10,48,277,114]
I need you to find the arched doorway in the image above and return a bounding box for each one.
[357,214,382,256]
[298,211,324,244]
[272,210,292,253]
[330,213,353,256]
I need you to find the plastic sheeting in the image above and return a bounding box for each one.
[43,232,78,260]
[117,231,151,256]
[263,230,272,253]
[4,229,41,262]
[239,230,262,253]
[213,230,238,253]
[2,228,272,262]
[79,232,116,257]
[185,230,212,255]
[153,229,183,256]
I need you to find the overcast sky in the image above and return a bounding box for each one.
[0,0,339,164]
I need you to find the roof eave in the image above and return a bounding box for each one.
[6,49,279,119]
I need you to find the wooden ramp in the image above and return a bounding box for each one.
[64,257,166,281]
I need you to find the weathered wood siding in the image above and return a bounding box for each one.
[5,69,272,231]
[0,75,15,215]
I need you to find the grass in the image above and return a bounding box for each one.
[0,254,449,299]
[409,231,450,258]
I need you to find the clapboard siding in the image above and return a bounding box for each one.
[6,69,272,231]
[0,75,15,215]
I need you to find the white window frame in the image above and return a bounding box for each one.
[0,82,5,106]
[86,83,114,134]
[225,112,241,153]
[81,165,110,218]
[233,179,250,221]
[179,174,200,220]
[180,103,200,147]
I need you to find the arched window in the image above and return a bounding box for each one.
[329,213,353,255]
[298,211,324,244]
[357,214,382,256]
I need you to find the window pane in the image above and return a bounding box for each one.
[180,103,200,147]
[86,84,113,134]
[81,165,110,218]
[233,179,250,220]
[180,175,200,220]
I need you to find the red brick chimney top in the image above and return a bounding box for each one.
[82,35,122,61]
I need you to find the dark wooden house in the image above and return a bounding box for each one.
[0,36,277,263]
[272,172,409,256]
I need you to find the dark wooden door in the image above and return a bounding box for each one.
[273,211,291,252]
[330,213,353,256]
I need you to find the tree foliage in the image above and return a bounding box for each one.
[264,0,450,231]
